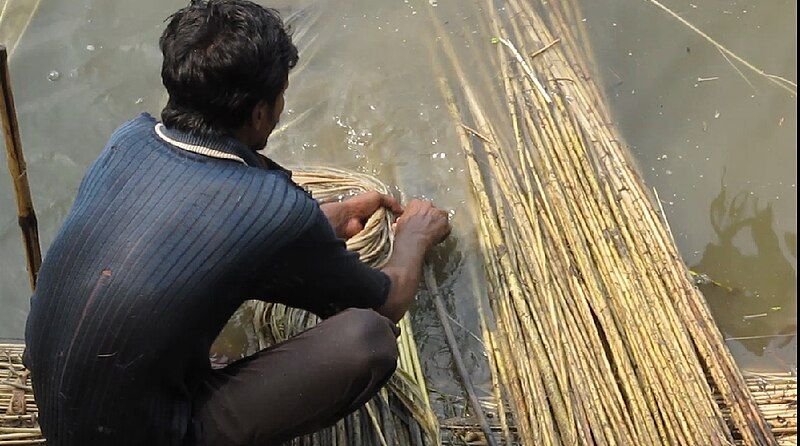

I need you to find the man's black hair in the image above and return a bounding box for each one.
[160,0,298,137]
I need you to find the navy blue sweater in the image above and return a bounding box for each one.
[23,114,390,445]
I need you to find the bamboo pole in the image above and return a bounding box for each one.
[0,45,41,291]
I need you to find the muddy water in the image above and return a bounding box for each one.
[0,0,795,405]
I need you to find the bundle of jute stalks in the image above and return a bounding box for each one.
[730,373,797,446]
[432,371,797,446]
[1,343,43,445]
[250,167,440,446]
[426,0,789,444]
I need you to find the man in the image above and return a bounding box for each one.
[23,1,450,445]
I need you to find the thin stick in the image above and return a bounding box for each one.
[423,266,498,446]
[725,333,797,342]
[0,45,41,291]
[529,38,561,59]
[718,48,757,92]
[497,38,553,103]
[459,123,495,146]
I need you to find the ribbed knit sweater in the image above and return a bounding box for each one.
[23,113,390,445]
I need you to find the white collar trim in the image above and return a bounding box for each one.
[154,123,246,164]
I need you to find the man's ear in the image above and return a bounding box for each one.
[251,101,271,129]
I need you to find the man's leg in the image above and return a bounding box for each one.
[191,308,399,446]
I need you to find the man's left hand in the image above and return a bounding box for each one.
[321,191,404,239]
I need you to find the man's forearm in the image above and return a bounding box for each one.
[320,202,349,239]
[378,235,427,323]
[322,199,424,322]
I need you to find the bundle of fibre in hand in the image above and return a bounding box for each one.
[251,167,440,446]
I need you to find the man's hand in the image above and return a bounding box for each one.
[321,191,404,239]
[378,199,450,322]
[321,193,450,323]
[393,199,451,251]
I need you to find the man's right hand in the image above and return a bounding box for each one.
[393,199,451,251]
[378,199,451,323]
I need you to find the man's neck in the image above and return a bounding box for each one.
[233,127,268,152]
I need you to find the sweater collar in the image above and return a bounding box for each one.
[157,123,265,168]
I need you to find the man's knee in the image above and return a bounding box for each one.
[333,308,399,377]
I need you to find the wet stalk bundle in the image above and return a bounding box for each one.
[426,0,791,445]
[1,343,44,445]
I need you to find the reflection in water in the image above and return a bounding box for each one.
[693,182,797,359]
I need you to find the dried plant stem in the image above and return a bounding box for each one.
[0,45,41,291]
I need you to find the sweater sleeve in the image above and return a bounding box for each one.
[250,207,391,318]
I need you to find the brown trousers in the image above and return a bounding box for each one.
[190,308,399,446]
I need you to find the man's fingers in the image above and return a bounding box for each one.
[380,194,404,215]
[345,218,364,238]
[411,199,432,210]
